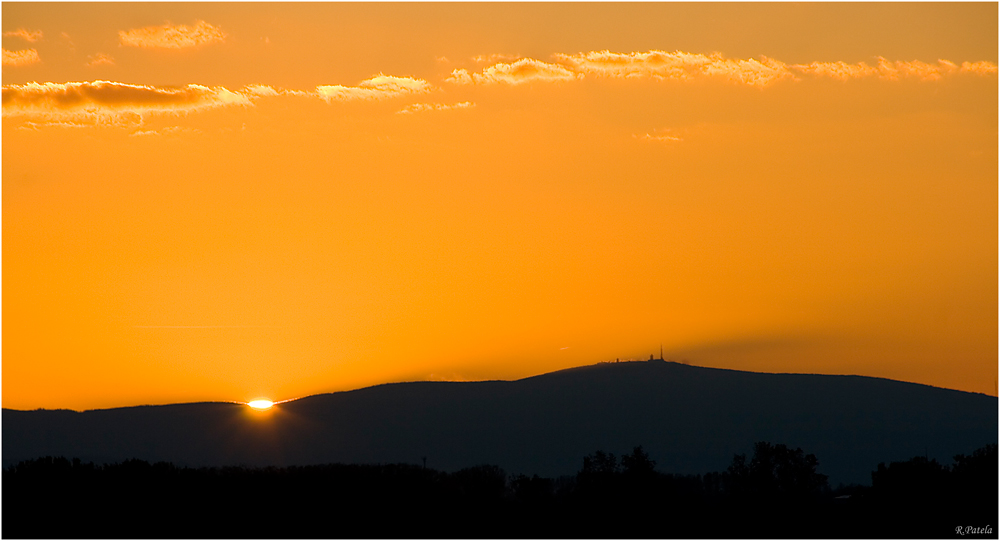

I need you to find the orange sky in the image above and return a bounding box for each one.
[3,3,997,410]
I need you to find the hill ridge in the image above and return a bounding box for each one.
[5,360,988,413]
[4,359,995,486]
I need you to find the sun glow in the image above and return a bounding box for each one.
[247,399,274,410]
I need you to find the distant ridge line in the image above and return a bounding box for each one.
[2,359,990,413]
[3,359,995,485]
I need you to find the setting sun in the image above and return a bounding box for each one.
[247,400,274,410]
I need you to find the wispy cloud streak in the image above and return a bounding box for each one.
[3,48,40,67]
[2,76,435,125]
[3,29,43,42]
[241,84,309,98]
[397,101,475,114]
[17,120,91,131]
[119,20,226,49]
[788,57,998,81]
[472,53,520,64]
[315,74,433,101]
[554,50,793,88]
[85,53,115,67]
[5,49,994,128]
[636,133,683,143]
[960,61,999,76]
[454,50,997,89]
[446,58,580,85]
[129,126,201,137]
[2,81,253,119]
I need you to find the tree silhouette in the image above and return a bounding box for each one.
[581,450,619,475]
[871,455,948,501]
[451,464,507,501]
[726,442,828,499]
[3,444,995,538]
[620,445,656,476]
[576,450,622,503]
[510,473,554,504]
[952,443,998,489]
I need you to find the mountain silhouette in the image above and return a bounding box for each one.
[4,360,996,485]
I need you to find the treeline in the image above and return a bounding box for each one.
[3,443,996,538]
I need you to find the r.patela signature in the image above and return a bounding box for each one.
[956,525,993,536]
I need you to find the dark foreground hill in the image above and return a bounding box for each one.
[3,360,997,486]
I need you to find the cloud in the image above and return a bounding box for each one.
[446,58,580,85]
[454,50,996,89]
[446,69,474,85]
[6,50,993,126]
[787,60,879,81]
[241,84,308,98]
[791,57,999,81]
[17,120,91,131]
[1,78,428,126]
[397,101,475,114]
[3,29,43,42]
[119,20,226,49]
[635,133,683,143]
[243,84,280,97]
[129,126,201,137]
[59,32,75,50]
[2,80,253,120]
[472,53,520,64]
[555,50,705,80]
[888,59,955,81]
[701,55,793,87]
[315,74,433,102]
[961,61,999,76]
[3,48,40,67]
[86,53,115,67]
[554,50,794,88]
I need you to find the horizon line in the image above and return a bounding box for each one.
[4,359,995,413]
